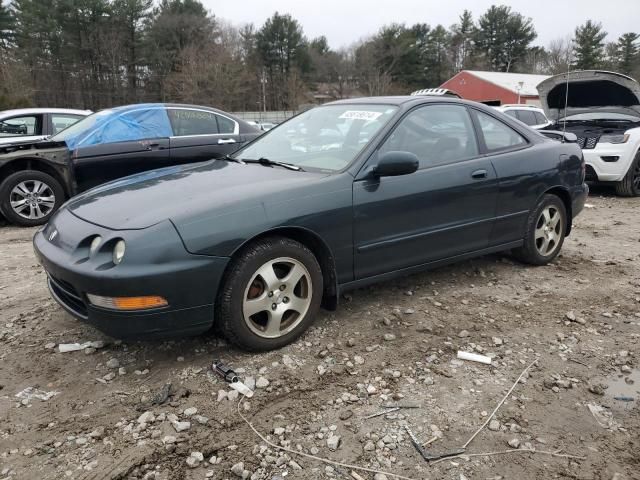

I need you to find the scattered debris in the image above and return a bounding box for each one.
[613,396,634,402]
[212,359,239,383]
[363,407,400,419]
[587,403,620,430]
[151,383,173,406]
[404,425,465,461]
[15,387,59,403]
[57,341,105,353]
[457,351,492,365]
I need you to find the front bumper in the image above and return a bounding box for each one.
[33,209,230,339]
[583,143,637,182]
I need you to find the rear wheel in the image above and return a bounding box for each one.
[614,150,640,197]
[0,170,64,227]
[513,194,567,265]
[216,236,323,351]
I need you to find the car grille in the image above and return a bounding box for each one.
[47,273,88,319]
[577,136,599,149]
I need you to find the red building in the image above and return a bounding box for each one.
[440,70,550,106]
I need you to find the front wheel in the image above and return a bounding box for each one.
[216,236,323,351]
[0,170,65,227]
[513,194,567,265]
[614,150,640,197]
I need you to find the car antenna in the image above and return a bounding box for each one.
[561,42,573,143]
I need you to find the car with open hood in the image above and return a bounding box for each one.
[33,96,588,351]
[538,70,640,196]
[0,104,260,226]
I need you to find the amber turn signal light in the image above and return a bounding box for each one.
[87,294,168,311]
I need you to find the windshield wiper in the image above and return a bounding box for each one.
[219,154,245,164]
[241,157,303,171]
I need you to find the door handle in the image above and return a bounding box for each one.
[218,138,236,145]
[471,169,488,179]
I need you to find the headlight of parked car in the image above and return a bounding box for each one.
[599,134,629,144]
[89,236,102,256]
[113,240,126,264]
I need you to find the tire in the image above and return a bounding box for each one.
[614,150,640,197]
[0,170,65,227]
[216,236,323,351]
[513,194,567,266]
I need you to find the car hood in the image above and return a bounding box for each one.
[66,160,327,230]
[537,70,640,119]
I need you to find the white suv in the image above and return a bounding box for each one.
[538,71,640,196]
[494,105,552,129]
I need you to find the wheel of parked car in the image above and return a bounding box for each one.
[0,170,64,227]
[513,194,567,266]
[614,150,640,197]
[216,236,323,351]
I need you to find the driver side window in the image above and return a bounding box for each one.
[379,105,479,169]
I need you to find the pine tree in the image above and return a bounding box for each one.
[450,10,474,71]
[475,5,536,72]
[616,32,639,76]
[255,12,309,109]
[0,0,13,49]
[573,20,607,70]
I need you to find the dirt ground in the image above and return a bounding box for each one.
[0,187,639,480]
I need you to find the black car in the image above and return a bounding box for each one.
[0,103,260,226]
[34,96,588,351]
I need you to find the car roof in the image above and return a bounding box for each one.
[498,104,544,110]
[327,96,424,106]
[102,103,248,124]
[325,95,499,112]
[0,108,92,117]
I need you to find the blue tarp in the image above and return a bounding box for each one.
[63,106,173,150]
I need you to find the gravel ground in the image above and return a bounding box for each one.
[0,188,639,480]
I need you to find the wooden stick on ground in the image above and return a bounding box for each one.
[462,358,539,449]
[430,448,587,465]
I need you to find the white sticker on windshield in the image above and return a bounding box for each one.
[339,110,383,121]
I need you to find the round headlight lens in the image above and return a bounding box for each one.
[89,236,102,255]
[113,240,126,265]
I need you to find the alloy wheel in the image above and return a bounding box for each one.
[633,161,640,191]
[10,180,56,220]
[534,206,563,257]
[242,257,312,339]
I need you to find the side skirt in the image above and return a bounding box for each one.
[338,240,523,293]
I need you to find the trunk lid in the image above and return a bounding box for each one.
[537,70,640,120]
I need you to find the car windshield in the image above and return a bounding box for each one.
[234,104,398,172]
[559,112,640,122]
[51,109,114,142]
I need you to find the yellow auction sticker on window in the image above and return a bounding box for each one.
[339,111,383,121]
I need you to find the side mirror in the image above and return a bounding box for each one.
[373,151,419,177]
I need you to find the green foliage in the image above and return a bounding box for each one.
[475,5,537,72]
[450,10,475,71]
[616,33,639,76]
[573,20,607,70]
[255,12,309,109]
[0,3,637,110]
[0,0,14,47]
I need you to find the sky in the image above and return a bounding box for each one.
[204,0,640,50]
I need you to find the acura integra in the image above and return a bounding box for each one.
[34,96,588,351]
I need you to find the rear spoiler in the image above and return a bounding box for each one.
[537,130,578,143]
